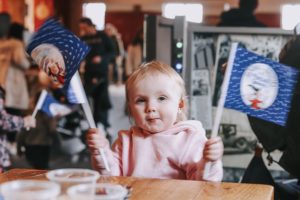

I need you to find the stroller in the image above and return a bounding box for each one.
[54,107,90,163]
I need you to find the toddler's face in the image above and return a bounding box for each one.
[128,74,182,133]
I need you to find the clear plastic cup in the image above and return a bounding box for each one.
[46,168,100,200]
[67,183,128,200]
[0,180,60,200]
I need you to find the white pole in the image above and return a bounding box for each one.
[203,43,238,180]
[71,72,111,172]
[211,43,237,138]
[32,89,48,118]
[81,102,111,172]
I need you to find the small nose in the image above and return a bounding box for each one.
[146,102,156,113]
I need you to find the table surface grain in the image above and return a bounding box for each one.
[0,169,274,200]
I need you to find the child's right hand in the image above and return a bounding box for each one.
[203,136,224,162]
[86,128,109,155]
[23,115,36,129]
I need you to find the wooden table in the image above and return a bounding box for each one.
[0,169,273,200]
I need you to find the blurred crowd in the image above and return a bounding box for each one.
[0,12,144,171]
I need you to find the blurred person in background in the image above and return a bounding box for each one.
[218,0,265,27]
[0,12,11,89]
[0,12,10,39]
[0,14,31,154]
[78,17,115,142]
[0,81,36,172]
[105,23,125,85]
[17,69,51,170]
[123,29,144,115]
[0,12,36,171]
[125,29,143,79]
[5,22,30,117]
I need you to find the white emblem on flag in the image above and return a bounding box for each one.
[240,63,278,110]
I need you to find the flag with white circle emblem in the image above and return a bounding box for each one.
[223,43,299,126]
[27,18,89,90]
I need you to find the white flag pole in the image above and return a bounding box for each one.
[32,89,48,118]
[203,43,238,180]
[211,43,238,138]
[71,72,111,172]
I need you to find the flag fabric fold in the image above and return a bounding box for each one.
[40,92,73,117]
[223,43,299,126]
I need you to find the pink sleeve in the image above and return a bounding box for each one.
[185,159,223,182]
[92,130,131,176]
[91,134,123,176]
[110,135,124,175]
[91,147,121,176]
[201,160,223,182]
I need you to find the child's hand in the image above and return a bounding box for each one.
[23,115,36,129]
[203,136,224,162]
[86,128,109,155]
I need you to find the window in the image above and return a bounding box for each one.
[162,3,203,23]
[281,4,300,30]
[82,3,106,30]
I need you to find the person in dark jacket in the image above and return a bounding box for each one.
[78,17,115,133]
[218,0,265,27]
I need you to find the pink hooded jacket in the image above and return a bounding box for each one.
[93,120,223,182]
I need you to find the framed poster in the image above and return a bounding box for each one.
[187,33,217,129]
[190,69,212,129]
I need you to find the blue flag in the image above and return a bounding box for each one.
[27,18,89,91]
[224,43,299,126]
[41,93,73,117]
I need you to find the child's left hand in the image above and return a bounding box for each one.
[203,136,224,162]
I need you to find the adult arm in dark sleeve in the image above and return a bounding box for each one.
[101,32,116,62]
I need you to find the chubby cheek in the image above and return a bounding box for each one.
[129,105,144,123]
[165,104,180,123]
[163,112,177,125]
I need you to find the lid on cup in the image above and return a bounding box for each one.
[67,183,128,200]
[0,180,60,199]
[46,168,100,183]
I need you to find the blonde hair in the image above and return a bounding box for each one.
[125,60,187,121]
